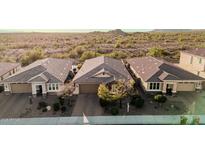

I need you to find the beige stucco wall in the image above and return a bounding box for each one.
[179,52,205,75]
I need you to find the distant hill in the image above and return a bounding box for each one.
[152,29,205,32]
[108,29,127,36]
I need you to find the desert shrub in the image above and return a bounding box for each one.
[180,116,188,125]
[135,98,144,108]
[191,116,200,125]
[111,107,119,115]
[61,106,67,113]
[20,47,45,66]
[58,96,65,105]
[99,98,109,107]
[38,101,47,110]
[154,94,167,103]
[130,95,141,105]
[80,51,101,62]
[53,102,60,112]
[146,47,165,57]
[106,51,127,59]
[42,108,48,112]
[130,95,144,108]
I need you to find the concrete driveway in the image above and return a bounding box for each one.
[72,94,103,116]
[0,93,31,118]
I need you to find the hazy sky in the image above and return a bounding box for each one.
[0,29,151,33]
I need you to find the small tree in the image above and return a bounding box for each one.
[109,80,134,108]
[58,82,75,105]
[98,84,113,104]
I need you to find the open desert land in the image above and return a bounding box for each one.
[1,29,205,66]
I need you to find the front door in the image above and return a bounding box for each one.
[166,84,173,95]
[36,85,43,96]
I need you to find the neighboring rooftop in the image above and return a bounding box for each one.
[73,56,132,83]
[3,58,76,83]
[0,62,20,76]
[127,56,204,82]
[182,48,205,57]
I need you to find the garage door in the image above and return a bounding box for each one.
[177,83,195,91]
[79,84,99,94]
[11,83,32,93]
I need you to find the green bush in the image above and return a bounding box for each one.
[99,98,108,107]
[180,116,188,125]
[146,47,165,57]
[191,116,200,125]
[61,106,67,113]
[154,94,167,103]
[53,102,60,112]
[111,107,119,115]
[130,96,144,108]
[58,96,65,105]
[80,51,101,62]
[20,47,45,66]
[42,108,48,112]
[38,101,47,109]
[135,98,145,108]
[130,95,141,105]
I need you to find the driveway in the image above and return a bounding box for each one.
[0,93,31,118]
[72,94,103,116]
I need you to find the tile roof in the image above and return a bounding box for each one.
[3,58,76,83]
[127,56,204,82]
[0,62,20,76]
[182,48,205,57]
[73,56,132,84]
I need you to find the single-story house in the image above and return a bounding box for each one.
[126,56,205,94]
[2,58,77,96]
[73,56,132,94]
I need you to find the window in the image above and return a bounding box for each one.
[52,84,55,90]
[150,83,153,89]
[56,84,59,90]
[49,84,52,90]
[153,83,156,89]
[156,83,160,89]
[149,82,160,90]
[190,56,193,64]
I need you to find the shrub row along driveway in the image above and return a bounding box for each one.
[72,94,103,116]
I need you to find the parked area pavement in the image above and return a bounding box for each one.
[0,91,205,119]
[0,93,74,119]
[72,94,103,116]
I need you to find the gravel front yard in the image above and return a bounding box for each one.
[0,93,75,119]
